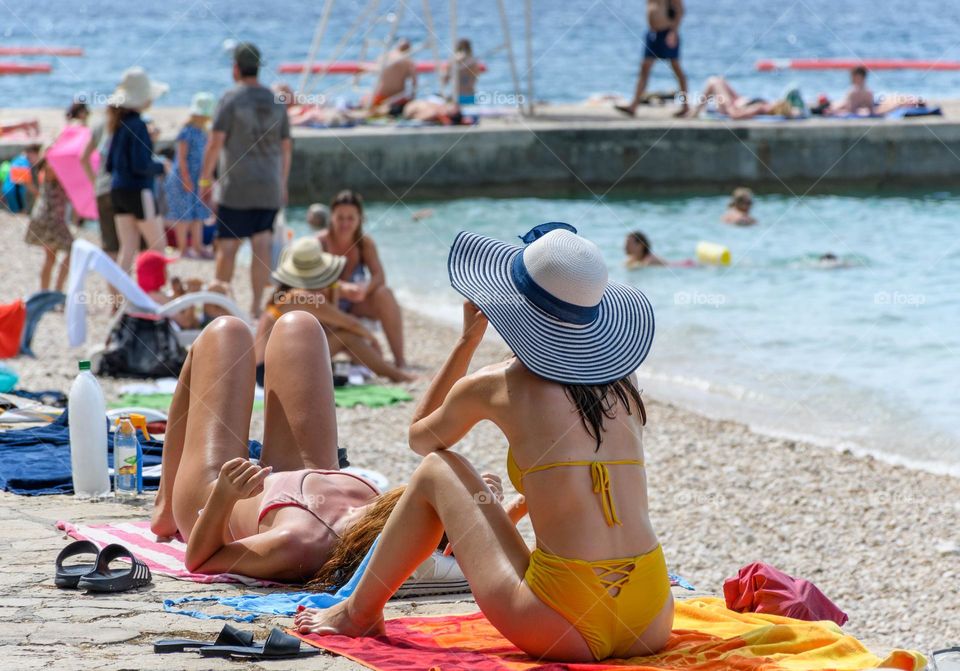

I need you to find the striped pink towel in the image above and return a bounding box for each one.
[56,520,280,586]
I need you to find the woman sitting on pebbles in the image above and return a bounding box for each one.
[318,190,407,369]
[254,237,413,384]
[295,224,672,662]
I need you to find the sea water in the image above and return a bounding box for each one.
[6,0,960,107]
[288,191,960,473]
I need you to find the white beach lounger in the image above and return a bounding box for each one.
[65,239,251,353]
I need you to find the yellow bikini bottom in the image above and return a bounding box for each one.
[524,543,671,661]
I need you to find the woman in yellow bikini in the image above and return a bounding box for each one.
[295,223,673,661]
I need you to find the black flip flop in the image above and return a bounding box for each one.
[154,623,255,654]
[76,543,152,592]
[199,627,318,660]
[54,540,100,589]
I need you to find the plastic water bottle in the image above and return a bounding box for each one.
[114,415,142,499]
[68,360,110,498]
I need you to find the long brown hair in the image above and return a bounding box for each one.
[330,189,365,246]
[564,378,646,451]
[106,105,135,134]
[307,487,405,592]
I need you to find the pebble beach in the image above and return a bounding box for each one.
[0,209,957,668]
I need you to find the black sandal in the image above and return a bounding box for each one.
[199,627,318,660]
[76,543,152,592]
[154,623,255,654]
[54,540,100,589]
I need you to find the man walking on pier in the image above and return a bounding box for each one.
[616,0,690,117]
[200,42,291,317]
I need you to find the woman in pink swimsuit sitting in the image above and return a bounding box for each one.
[150,312,402,581]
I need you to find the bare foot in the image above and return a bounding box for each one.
[614,104,636,117]
[293,601,386,637]
[673,105,690,118]
[150,492,178,539]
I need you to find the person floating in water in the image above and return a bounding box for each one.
[616,0,689,117]
[625,231,666,267]
[722,187,757,226]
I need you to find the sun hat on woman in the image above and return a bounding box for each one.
[272,237,346,290]
[448,224,655,385]
[110,66,169,109]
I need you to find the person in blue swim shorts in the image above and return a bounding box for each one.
[616,0,689,117]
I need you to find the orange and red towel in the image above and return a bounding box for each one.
[294,596,925,671]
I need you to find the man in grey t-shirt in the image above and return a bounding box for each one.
[201,42,291,317]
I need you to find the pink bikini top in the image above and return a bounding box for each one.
[257,469,379,536]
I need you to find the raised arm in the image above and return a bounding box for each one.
[184,458,271,572]
[408,302,491,455]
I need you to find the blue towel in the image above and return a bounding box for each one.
[0,408,262,495]
[163,538,381,621]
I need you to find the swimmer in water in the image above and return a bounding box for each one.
[625,231,666,268]
[722,187,757,226]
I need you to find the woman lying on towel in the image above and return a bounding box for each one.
[295,223,673,662]
[150,311,435,580]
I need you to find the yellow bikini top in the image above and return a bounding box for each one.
[507,449,644,527]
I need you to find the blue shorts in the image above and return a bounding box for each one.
[215,206,277,239]
[644,29,680,61]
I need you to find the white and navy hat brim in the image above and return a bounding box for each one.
[448,231,655,385]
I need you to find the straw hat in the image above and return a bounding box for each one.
[272,237,345,290]
[189,91,216,118]
[110,67,168,109]
[448,225,655,384]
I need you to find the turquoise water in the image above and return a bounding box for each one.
[5,0,960,106]
[288,192,960,472]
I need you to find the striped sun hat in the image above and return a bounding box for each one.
[448,225,655,384]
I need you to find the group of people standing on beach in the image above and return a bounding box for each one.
[4,41,412,382]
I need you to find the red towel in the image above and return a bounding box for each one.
[0,300,25,359]
[723,561,848,626]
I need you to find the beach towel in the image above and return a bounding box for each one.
[294,597,925,671]
[46,125,99,219]
[110,384,412,412]
[0,408,261,495]
[56,519,278,586]
[724,562,848,626]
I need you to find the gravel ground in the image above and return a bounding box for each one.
[0,210,954,668]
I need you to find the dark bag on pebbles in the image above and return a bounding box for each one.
[98,313,187,378]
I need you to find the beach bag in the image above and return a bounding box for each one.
[98,313,186,378]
